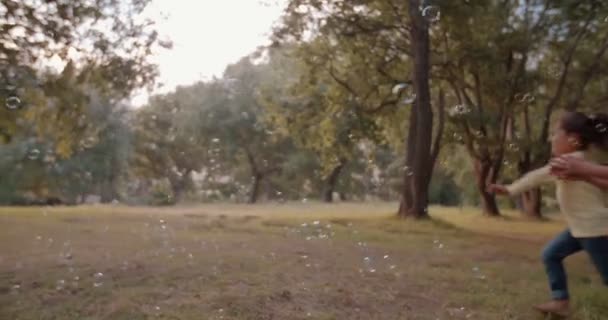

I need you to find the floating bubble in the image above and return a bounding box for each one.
[403,94,416,104]
[56,279,66,291]
[449,104,471,117]
[93,272,104,287]
[81,137,97,149]
[5,96,21,110]
[421,6,441,22]
[392,83,408,95]
[27,149,40,160]
[392,83,416,104]
[383,255,390,259]
[515,93,535,103]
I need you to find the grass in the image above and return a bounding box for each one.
[0,202,606,319]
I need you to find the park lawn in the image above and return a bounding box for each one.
[0,203,606,320]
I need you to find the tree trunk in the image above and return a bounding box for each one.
[473,159,500,216]
[517,136,545,219]
[169,171,191,204]
[521,188,543,219]
[398,4,437,219]
[249,173,262,204]
[323,161,345,203]
[398,100,418,217]
[100,176,118,203]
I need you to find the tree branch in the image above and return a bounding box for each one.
[539,9,596,144]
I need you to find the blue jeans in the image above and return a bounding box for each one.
[541,229,608,300]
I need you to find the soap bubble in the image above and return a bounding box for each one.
[421,6,441,22]
[5,96,21,110]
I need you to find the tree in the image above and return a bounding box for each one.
[437,0,608,217]
[201,58,296,204]
[259,47,392,203]
[0,89,132,204]
[0,0,162,155]
[272,1,445,215]
[132,88,208,203]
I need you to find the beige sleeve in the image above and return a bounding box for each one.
[506,166,553,196]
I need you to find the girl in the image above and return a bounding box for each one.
[488,112,608,316]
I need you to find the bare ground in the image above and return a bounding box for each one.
[0,203,606,320]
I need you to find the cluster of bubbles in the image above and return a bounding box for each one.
[547,65,562,79]
[5,93,98,159]
[471,266,486,280]
[433,239,445,250]
[359,254,396,274]
[285,220,335,241]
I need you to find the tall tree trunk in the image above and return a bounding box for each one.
[323,161,345,203]
[473,159,500,216]
[169,171,191,204]
[521,188,543,219]
[249,173,262,204]
[100,174,118,203]
[398,0,434,219]
[398,99,418,217]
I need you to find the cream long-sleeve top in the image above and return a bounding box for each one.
[506,148,608,238]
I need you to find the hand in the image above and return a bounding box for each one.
[549,155,585,180]
[487,184,510,195]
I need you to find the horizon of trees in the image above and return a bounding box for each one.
[2,0,607,220]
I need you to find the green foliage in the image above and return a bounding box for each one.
[0,0,160,154]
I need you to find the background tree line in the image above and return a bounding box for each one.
[1,0,607,220]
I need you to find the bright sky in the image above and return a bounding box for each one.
[132,0,286,106]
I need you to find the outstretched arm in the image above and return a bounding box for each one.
[488,166,552,196]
